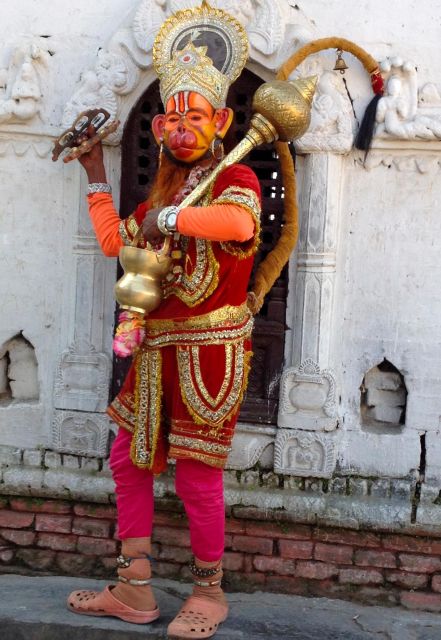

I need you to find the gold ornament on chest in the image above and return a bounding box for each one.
[164,236,219,307]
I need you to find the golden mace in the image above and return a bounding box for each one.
[115,76,317,315]
[177,76,316,209]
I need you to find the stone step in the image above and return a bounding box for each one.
[1,575,441,639]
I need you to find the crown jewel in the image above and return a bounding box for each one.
[153,1,249,108]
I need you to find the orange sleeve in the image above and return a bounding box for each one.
[87,193,124,257]
[177,203,254,242]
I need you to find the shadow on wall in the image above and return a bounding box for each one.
[360,359,407,435]
[0,333,39,404]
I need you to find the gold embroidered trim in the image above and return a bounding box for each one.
[145,303,249,333]
[164,238,219,307]
[212,187,261,259]
[168,434,232,455]
[131,349,163,469]
[119,220,131,246]
[143,315,254,348]
[192,344,233,408]
[168,447,227,467]
[127,215,140,238]
[177,341,247,428]
[120,214,147,248]
[108,396,135,431]
[213,186,261,213]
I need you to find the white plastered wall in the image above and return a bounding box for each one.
[0,1,440,509]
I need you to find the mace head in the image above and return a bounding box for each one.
[252,76,317,142]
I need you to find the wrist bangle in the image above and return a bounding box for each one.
[157,205,179,236]
[88,182,112,195]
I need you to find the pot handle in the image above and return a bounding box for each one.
[131,228,171,256]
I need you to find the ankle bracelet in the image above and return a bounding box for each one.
[117,553,155,569]
[189,558,221,578]
[118,575,152,587]
[193,578,222,588]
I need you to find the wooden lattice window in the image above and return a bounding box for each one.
[113,69,288,424]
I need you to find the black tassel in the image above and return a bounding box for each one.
[355,93,382,153]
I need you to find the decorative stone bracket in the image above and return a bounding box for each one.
[52,410,113,458]
[278,359,337,431]
[54,339,111,413]
[274,429,338,478]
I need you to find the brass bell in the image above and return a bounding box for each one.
[333,49,348,74]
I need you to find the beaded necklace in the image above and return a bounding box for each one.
[165,161,215,285]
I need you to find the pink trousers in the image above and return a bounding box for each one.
[109,428,225,562]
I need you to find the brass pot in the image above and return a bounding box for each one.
[114,238,172,315]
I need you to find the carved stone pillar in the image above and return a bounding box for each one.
[52,154,119,456]
[275,154,341,477]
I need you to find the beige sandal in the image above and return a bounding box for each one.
[67,553,160,625]
[167,595,228,639]
[167,559,228,639]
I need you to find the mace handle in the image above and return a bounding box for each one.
[177,113,278,210]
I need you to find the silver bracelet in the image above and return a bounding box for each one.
[87,182,112,195]
[157,205,179,236]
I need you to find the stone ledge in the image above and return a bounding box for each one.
[2,575,441,640]
[1,458,440,535]
[0,464,113,503]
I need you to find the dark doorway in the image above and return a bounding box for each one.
[113,68,289,424]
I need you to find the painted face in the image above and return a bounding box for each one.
[152,91,233,164]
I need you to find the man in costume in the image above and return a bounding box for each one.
[67,3,261,639]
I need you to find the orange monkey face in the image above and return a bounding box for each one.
[152,91,233,164]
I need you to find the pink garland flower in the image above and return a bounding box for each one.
[113,311,146,358]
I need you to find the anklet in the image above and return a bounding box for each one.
[118,575,153,586]
[189,558,221,578]
[193,578,222,587]
[117,553,155,569]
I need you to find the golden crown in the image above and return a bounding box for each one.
[153,1,249,109]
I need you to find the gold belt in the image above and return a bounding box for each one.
[143,302,253,348]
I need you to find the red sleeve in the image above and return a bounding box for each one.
[133,202,149,226]
[212,164,261,203]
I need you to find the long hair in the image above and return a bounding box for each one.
[147,150,190,207]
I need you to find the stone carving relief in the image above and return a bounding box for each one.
[52,410,111,457]
[61,49,139,130]
[54,339,111,413]
[296,70,355,153]
[274,430,337,478]
[0,39,50,125]
[227,424,275,470]
[0,139,52,158]
[355,152,441,173]
[131,0,167,62]
[278,359,338,431]
[375,57,441,141]
[292,54,441,151]
[246,0,283,56]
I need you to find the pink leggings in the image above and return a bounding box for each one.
[109,428,225,562]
